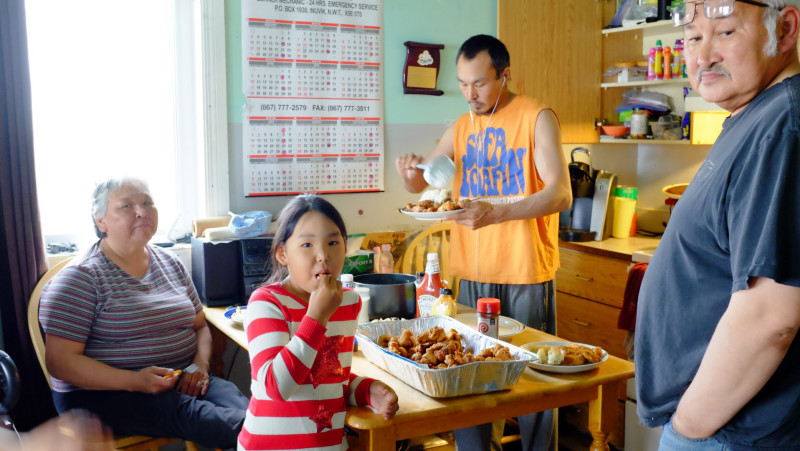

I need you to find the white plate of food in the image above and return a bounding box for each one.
[399,208,462,221]
[224,306,246,326]
[521,341,608,373]
[455,313,525,340]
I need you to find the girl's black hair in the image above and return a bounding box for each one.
[264,193,347,285]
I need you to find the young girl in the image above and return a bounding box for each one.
[238,194,399,451]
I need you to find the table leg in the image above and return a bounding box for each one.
[587,382,618,451]
[207,321,228,377]
[350,427,395,451]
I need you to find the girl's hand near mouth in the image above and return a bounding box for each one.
[306,273,343,327]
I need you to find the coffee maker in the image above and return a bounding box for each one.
[559,148,617,242]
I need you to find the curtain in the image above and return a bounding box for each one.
[0,0,57,429]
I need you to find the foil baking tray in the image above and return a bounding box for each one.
[356,316,538,398]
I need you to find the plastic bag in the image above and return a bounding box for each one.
[616,89,672,113]
[609,0,634,26]
[623,1,658,26]
[229,211,272,238]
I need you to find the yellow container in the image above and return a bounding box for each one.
[612,197,637,239]
[690,111,729,145]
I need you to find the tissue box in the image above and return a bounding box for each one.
[343,249,374,275]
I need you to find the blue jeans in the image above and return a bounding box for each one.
[53,376,248,449]
[660,418,731,451]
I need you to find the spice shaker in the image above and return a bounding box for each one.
[476,298,501,339]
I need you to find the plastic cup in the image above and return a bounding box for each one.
[613,197,637,238]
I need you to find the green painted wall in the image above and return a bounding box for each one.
[224,0,497,124]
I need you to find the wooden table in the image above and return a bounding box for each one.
[204,306,634,451]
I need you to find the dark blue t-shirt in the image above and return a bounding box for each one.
[635,74,800,449]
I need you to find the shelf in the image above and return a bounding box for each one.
[601,78,690,89]
[599,137,691,144]
[601,20,675,35]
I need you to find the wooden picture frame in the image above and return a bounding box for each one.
[403,41,445,96]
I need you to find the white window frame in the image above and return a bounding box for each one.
[177,0,230,219]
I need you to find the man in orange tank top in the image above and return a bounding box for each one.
[396,34,572,451]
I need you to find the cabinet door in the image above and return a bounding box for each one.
[498,0,604,144]
[557,248,629,308]
[556,291,628,359]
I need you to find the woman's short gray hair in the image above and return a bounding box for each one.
[91,177,149,238]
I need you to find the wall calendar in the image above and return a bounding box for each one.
[242,0,384,197]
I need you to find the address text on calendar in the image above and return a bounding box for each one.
[259,0,378,17]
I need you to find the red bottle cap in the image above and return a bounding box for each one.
[477,298,501,314]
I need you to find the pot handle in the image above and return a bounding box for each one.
[571,147,591,164]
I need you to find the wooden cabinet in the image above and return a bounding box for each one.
[498,0,608,144]
[498,2,720,146]
[555,246,630,448]
[555,247,629,359]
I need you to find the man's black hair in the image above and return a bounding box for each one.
[456,34,510,79]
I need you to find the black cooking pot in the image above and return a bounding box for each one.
[569,147,596,198]
[353,273,416,319]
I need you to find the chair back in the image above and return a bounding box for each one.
[401,222,459,298]
[27,258,73,389]
[25,257,210,451]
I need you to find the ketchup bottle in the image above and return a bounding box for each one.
[415,253,442,317]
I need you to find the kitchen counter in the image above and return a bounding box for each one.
[559,235,660,262]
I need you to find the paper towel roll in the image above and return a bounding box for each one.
[192,216,231,237]
[205,226,236,241]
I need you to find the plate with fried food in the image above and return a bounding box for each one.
[521,341,608,373]
[400,199,469,221]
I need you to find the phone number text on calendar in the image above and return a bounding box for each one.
[260,104,372,112]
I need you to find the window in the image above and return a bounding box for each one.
[26,0,228,251]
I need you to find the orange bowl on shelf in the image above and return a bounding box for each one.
[599,125,630,137]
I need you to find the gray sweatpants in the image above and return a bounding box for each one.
[454,279,557,451]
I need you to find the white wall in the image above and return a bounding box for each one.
[561,142,711,234]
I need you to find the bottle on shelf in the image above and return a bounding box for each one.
[647,47,656,81]
[415,252,443,318]
[631,108,648,139]
[654,40,664,80]
[673,39,684,78]
[340,273,354,288]
[663,46,672,80]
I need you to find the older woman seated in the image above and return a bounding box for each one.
[39,177,248,449]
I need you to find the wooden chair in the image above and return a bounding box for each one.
[27,258,202,451]
[401,222,460,299]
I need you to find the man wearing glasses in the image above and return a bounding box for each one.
[635,0,800,449]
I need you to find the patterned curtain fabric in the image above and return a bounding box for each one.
[0,0,57,430]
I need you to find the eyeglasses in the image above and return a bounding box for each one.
[672,0,777,26]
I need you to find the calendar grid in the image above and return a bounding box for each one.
[243,0,384,197]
